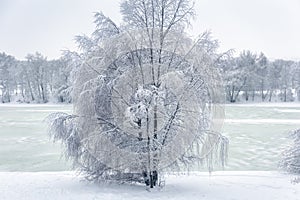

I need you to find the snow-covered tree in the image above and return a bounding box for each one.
[24,53,49,103]
[255,53,270,101]
[0,53,17,103]
[274,59,294,102]
[218,50,300,103]
[46,0,228,188]
[48,53,77,103]
[280,129,300,183]
[219,50,257,102]
[291,62,300,101]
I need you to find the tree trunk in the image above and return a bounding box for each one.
[262,90,269,102]
[21,83,25,99]
[230,86,235,102]
[261,80,265,101]
[245,90,249,101]
[1,88,4,103]
[269,90,273,102]
[6,86,11,102]
[152,90,158,187]
[40,83,46,103]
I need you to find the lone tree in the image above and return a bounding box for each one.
[47,0,228,188]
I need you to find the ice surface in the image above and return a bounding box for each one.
[0,103,300,171]
[0,104,73,171]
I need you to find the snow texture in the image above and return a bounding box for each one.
[0,171,299,200]
[280,129,300,179]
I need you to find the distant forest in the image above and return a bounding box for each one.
[0,50,299,103]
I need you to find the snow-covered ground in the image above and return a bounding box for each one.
[0,171,299,200]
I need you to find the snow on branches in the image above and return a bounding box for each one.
[46,0,228,188]
[280,129,300,183]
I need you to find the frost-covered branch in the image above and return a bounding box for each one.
[46,0,228,188]
[280,129,300,178]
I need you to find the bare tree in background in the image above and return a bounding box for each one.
[46,0,228,188]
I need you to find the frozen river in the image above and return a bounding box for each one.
[0,104,73,171]
[0,103,300,171]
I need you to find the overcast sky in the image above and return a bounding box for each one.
[0,0,299,60]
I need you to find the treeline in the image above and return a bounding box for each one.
[219,50,300,102]
[0,50,299,103]
[0,52,78,103]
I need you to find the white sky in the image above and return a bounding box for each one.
[0,0,299,60]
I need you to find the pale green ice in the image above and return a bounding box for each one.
[0,103,300,171]
[0,105,73,171]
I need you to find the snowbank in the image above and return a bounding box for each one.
[0,171,299,200]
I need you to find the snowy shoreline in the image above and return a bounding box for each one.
[0,171,299,200]
[225,102,300,107]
